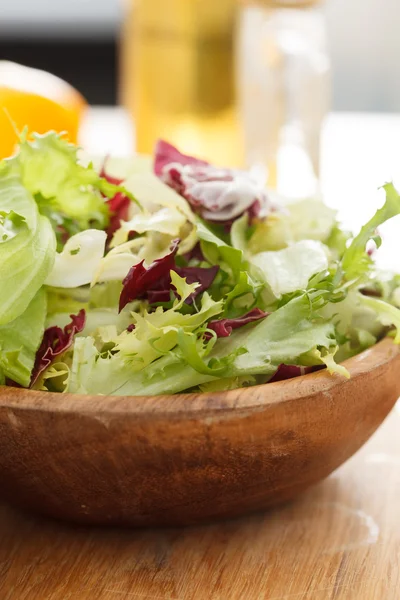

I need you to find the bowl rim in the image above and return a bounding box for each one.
[0,338,398,417]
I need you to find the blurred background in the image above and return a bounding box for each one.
[0,0,399,266]
[1,0,399,112]
[1,0,399,221]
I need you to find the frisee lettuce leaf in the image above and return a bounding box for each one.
[341,183,400,285]
[63,292,338,396]
[5,131,139,241]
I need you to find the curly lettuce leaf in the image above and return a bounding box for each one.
[66,291,337,396]
[114,271,223,372]
[5,132,138,239]
[34,361,70,393]
[223,271,262,318]
[341,182,400,284]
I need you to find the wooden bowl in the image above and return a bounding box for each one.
[0,338,399,527]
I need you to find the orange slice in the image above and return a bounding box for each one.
[0,61,87,159]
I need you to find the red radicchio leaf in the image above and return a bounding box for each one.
[206,308,269,338]
[99,160,123,186]
[145,266,219,305]
[146,286,173,305]
[154,140,274,224]
[183,242,205,263]
[119,240,180,312]
[269,364,324,383]
[175,266,219,304]
[154,139,208,176]
[360,287,381,298]
[100,160,132,241]
[5,378,22,388]
[30,310,86,387]
[106,192,132,240]
[119,240,219,310]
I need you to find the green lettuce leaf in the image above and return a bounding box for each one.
[198,375,257,392]
[47,307,132,338]
[46,286,90,316]
[124,172,195,223]
[223,271,262,318]
[196,218,246,285]
[5,131,138,239]
[0,210,27,243]
[0,288,47,386]
[120,173,197,255]
[230,213,249,254]
[249,199,337,253]
[89,281,123,310]
[215,293,336,376]
[35,361,70,393]
[0,167,38,228]
[341,182,400,284]
[358,294,400,344]
[66,292,338,396]
[87,153,152,180]
[114,271,223,372]
[250,240,329,299]
[0,205,55,325]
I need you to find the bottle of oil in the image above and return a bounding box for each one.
[121,0,242,166]
[236,0,330,195]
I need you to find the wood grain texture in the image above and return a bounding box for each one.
[1,404,400,600]
[0,338,399,527]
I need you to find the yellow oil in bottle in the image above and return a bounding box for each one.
[120,0,242,166]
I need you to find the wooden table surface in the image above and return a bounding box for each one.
[1,400,399,600]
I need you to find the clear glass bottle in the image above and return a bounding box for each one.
[236,0,330,196]
[121,0,242,166]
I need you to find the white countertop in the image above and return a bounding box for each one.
[81,107,400,271]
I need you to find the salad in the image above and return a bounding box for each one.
[1,132,400,396]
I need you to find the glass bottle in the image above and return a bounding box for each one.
[121,0,242,166]
[236,0,330,196]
